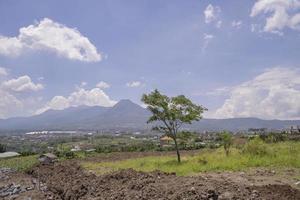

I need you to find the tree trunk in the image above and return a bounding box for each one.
[173,136,181,163]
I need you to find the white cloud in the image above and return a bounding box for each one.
[126,81,143,88]
[231,20,243,29]
[250,0,300,34]
[80,81,87,87]
[202,33,214,52]
[43,96,70,111]
[214,67,300,120]
[204,4,222,28]
[0,89,24,119]
[205,86,232,96]
[96,81,110,89]
[0,74,44,119]
[204,33,214,40]
[0,67,8,76]
[37,87,116,114]
[0,18,101,62]
[2,75,44,92]
[0,36,24,56]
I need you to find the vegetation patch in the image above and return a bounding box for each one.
[0,155,38,171]
[82,141,300,176]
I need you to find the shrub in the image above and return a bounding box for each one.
[220,131,233,156]
[243,137,269,156]
[0,143,6,153]
[259,132,287,143]
[19,151,36,156]
[64,151,76,159]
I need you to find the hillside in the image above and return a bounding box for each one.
[0,100,299,132]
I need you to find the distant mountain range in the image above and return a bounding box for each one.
[0,99,299,132]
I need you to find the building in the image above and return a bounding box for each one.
[0,152,20,159]
[160,136,173,147]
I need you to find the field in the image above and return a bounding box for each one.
[82,141,300,175]
[0,155,38,171]
[1,141,300,199]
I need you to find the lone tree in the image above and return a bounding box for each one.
[142,89,207,163]
[220,131,233,156]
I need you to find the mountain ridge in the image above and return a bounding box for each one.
[0,100,299,132]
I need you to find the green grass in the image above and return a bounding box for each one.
[82,141,300,176]
[0,155,39,171]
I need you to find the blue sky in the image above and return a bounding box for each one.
[0,0,299,120]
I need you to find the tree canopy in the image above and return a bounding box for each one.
[142,89,207,162]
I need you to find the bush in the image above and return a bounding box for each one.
[64,151,76,159]
[220,131,233,156]
[259,132,287,143]
[243,137,269,156]
[19,151,36,156]
[0,143,6,153]
[53,148,76,159]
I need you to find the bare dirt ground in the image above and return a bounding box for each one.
[1,161,299,200]
[1,151,300,200]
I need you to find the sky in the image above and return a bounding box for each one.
[0,0,299,120]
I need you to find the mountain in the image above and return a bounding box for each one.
[0,99,299,132]
[0,100,150,131]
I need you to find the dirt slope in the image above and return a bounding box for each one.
[25,162,300,200]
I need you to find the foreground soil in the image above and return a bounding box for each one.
[2,159,300,200]
[25,162,300,200]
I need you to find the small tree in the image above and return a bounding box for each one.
[142,89,207,163]
[177,131,197,148]
[220,131,233,156]
[0,143,6,153]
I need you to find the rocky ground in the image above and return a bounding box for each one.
[1,162,300,200]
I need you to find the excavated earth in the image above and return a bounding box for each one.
[2,161,300,200]
[20,162,300,200]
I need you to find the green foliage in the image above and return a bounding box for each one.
[0,143,6,153]
[53,145,76,159]
[220,131,233,156]
[141,89,206,130]
[259,132,287,143]
[82,141,300,176]
[177,131,197,142]
[242,137,269,156]
[19,151,36,156]
[96,141,158,153]
[141,89,207,162]
[65,151,76,159]
[0,155,38,171]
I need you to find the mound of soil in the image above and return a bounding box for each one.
[29,162,300,200]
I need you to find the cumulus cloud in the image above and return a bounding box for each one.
[250,0,300,34]
[204,4,222,28]
[96,81,110,89]
[2,75,44,92]
[231,20,243,29]
[0,18,101,62]
[0,67,8,76]
[126,81,143,88]
[0,74,44,119]
[0,89,24,119]
[36,87,116,114]
[214,67,300,120]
